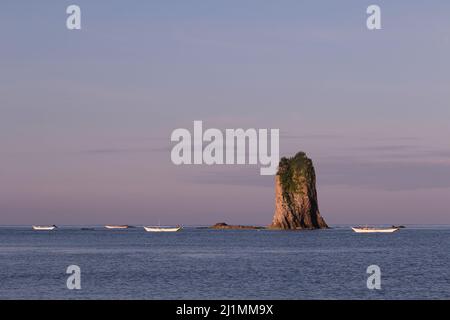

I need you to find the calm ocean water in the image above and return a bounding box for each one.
[0,225,449,300]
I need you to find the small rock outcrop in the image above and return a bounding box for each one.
[270,152,328,230]
[209,222,263,230]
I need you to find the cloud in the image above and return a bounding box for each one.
[184,155,450,191]
[352,145,418,152]
[81,146,171,154]
[317,159,450,191]
[280,133,343,140]
[184,168,274,188]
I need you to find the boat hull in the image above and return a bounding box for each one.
[32,226,56,231]
[144,226,182,232]
[352,227,399,233]
[105,225,129,229]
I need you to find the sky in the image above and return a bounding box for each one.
[1,1,449,225]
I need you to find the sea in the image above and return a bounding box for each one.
[0,225,449,300]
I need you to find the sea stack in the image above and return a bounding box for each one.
[270,152,328,230]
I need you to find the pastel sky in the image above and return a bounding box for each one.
[1,1,449,225]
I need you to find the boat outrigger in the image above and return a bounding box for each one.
[352,226,399,233]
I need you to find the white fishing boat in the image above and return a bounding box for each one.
[144,226,182,232]
[105,225,130,229]
[32,225,57,231]
[352,226,399,233]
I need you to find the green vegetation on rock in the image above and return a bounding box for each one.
[277,152,315,205]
